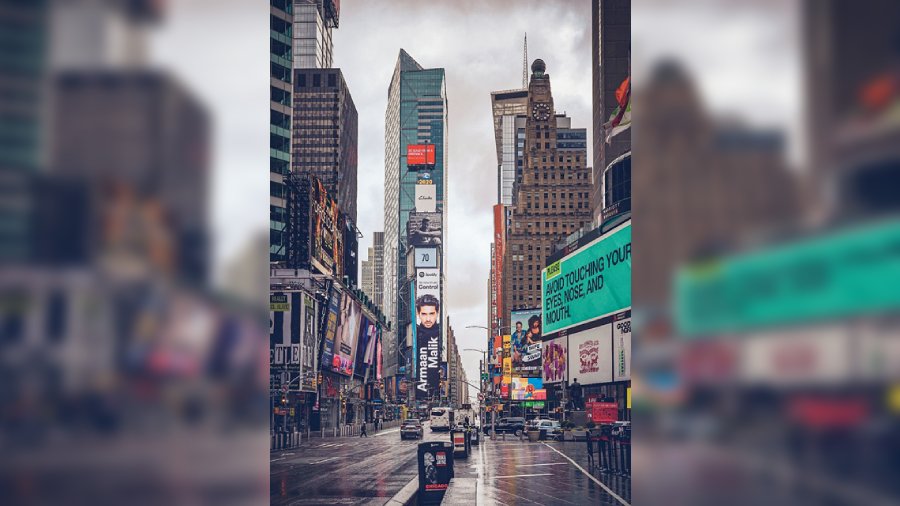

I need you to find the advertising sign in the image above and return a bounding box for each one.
[493,205,505,330]
[320,284,341,375]
[542,335,568,384]
[613,315,631,381]
[414,281,442,400]
[354,316,376,378]
[414,247,438,268]
[271,344,301,368]
[418,441,454,502]
[270,293,290,312]
[301,294,318,391]
[510,309,542,377]
[567,323,613,385]
[501,335,512,398]
[542,222,631,334]
[586,401,618,423]
[407,144,436,166]
[407,212,443,247]
[310,178,340,276]
[510,377,546,401]
[415,184,437,213]
[332,291,361,376]
[416,269,440,299]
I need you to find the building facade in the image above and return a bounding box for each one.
[361,246,375,301]
[291,68,358,224]
[291,0,338,69]
[503,60,593,325]
[372,231,385,309]
[270,0,293,263]
[383,50,448,399]
[491,89,529,206]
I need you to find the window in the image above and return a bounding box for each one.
[313,74,321,87]
[298,73,306,87]
[328,73,336,87]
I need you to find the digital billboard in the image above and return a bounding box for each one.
[567,323,613,385]
[493,205,505,330]
[542,335,568,384]
[415,269,440,299]
[319,283,341,372]
[354,316,377,378]
[510,308,542,377]
[501,335,511,398]
[414,282,441,400]
[332,290,361,376]
[406,144,436,166]
[613,315,631,381]
[510,377,546,401]
[414,247,438,268]
[542,222,631,334]
[407,212,443,247]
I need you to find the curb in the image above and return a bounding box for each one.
[384,475,418,506]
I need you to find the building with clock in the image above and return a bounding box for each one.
[502,59,593,326]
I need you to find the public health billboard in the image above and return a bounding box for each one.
[542,335,568,384]
[510,309,542,377]
[542,222,631,334]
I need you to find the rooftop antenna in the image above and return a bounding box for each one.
[522,33,528,88]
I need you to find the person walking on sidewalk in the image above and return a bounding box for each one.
[360,422,368,437]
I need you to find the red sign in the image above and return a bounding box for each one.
[586,402,618,423]
[407,144,435,166]
[492,205,505,331]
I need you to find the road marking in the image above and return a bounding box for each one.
[313,457,340,464]
[491,473,553,479]
[270,457,286,462]
[542,443,630,506]
[516,462,568,467]
[374,428,401,437]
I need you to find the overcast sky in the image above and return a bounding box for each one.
[151,0,798,398]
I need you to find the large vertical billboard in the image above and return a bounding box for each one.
[415,183,436,213]
[320,283,341,372]
[354,316,377,379]
[542,222,631,334]
[407,212,443,247]
[414,284,442,400]
[510,309,542,377]
[542,335,568,384]
[310,177,340,277]
[613,314,631,381]
[492,205,505,331]
[501,335,512,398]
[332,290,361,376]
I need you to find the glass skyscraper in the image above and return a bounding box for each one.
[270,0,293,263]
[383,50,448,379]
[292,0,337,69]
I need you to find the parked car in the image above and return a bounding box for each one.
[529,419,562,440]
[400,419,423,440]
[485,417,526,437]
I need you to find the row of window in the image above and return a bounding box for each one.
[297,73,338,88]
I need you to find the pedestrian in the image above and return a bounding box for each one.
[360,422,368,438]
[585,427,595,467]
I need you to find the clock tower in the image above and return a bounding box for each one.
[502,59,593,318]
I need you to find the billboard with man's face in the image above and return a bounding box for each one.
[510,309,542,377]
[407,212,443,247]
[414,280,441,401]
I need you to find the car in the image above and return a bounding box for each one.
[400,419,423,440]
[485,417,526,437]
[529,419,562,440]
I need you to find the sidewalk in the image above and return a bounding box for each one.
[270,421,401,451]
[547,440,631,504]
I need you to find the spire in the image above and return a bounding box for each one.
[522,33,528,88]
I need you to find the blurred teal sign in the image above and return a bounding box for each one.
[676,219,900,337]
[542,223,632,334]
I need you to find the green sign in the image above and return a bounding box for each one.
[676,218,900,337]
[542,223,632,334]
[523,401,545,409]
[270,293,290,312]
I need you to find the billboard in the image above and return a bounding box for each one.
[414,247,438,268]
[542,335,568,384]
[416,268,440,298]
[542,222,631,334]
[354,316,377,378]
[510,377,546,401]
[510,308,542,377]
[407,212,443,247]
[567,323,613,385]
[414,281,441,400]
[407,144,436,166]
[613,315,631,381]
[501,335,512,398]
[493,205,505,331]
[319,284,341,373]
[310,177,340,277]
[332,291,361,376]
[415,183,436,213]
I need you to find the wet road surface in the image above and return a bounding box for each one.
[270,422,449,505]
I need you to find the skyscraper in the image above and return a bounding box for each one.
[270,0,293,263]
[292,0,339,69]
[361,246,375,301]
[503,60,593,319]
[383,50,448,390]
[291,68,358,223]
[491,89,528,205]
[372,231,385,309]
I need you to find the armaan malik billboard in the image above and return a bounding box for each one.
[510,309,542,377]
[413,280,442,400]
[542,222,631,334]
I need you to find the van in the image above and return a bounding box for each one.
[430,407,454,431]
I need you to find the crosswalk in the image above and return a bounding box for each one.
[315,442,346,448]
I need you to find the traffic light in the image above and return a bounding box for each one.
[281,395,287,405]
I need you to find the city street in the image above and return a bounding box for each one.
[270,422,447,505]
[270,422,631,506]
